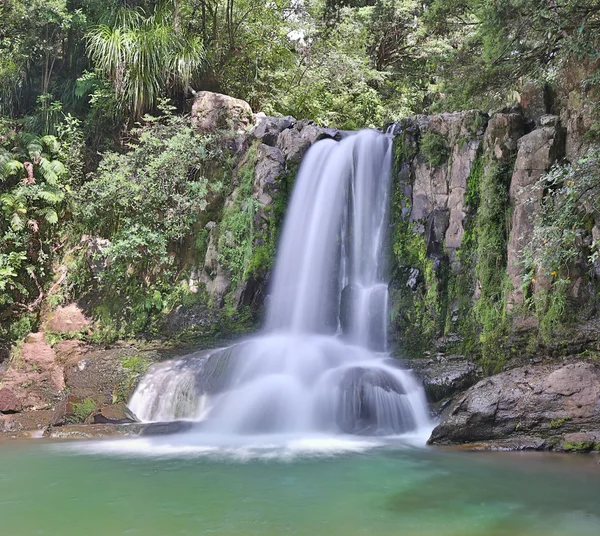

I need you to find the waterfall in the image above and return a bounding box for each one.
[130,130,430,437]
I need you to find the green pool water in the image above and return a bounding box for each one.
[1,435,599,536]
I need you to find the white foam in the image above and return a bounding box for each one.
[62,432,398,461]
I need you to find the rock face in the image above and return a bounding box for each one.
[194,102,340,310]
[428,361,600,451]
[191,91,253,134]
[404,111,487,268]
[0,332,65,410]
[506,119,565,306]
[0,388,22,413]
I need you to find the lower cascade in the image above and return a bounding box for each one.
[130,130,430,437]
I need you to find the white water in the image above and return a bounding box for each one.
[129,129,431,444]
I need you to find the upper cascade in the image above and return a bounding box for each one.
[130,130,431,438]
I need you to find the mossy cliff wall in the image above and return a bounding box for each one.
[388,92,600,371]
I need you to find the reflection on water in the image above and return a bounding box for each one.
[0,439,599,536]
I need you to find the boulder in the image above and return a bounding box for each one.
[336,367,415,435]
[46,303,90,334]
[428,361,600,450]
[276,121,339,163]
[191,91,253,134]
[92,403,138,424]
[408,356,481,403]
[277,127,311,164]
[0,388,22,413]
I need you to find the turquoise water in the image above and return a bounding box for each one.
[1,436,599,536]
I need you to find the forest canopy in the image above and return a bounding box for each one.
[1,0,600,345]
[2,0,599,130]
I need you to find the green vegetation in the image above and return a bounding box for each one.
[563,440,596,452]
[550,417,572,430]
[522,148,600,342]
[217,143,259,288]
[113,355,151,404]
[1,0,600,356]
[68,397,97,423]
[420,131,449,167]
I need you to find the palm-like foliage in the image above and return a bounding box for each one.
[86,7,204,118]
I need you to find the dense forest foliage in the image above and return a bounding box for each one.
[1,0,600,347]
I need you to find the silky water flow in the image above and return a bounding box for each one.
[129,130,430,439]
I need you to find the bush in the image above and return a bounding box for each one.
[420,131,449,166]
[73,101,226,334]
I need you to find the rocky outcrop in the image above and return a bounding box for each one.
[399,110,487,268]
[45,304,91,334]
[0,388,21,413]
[408,355,481,404]
[0,332,64,411]
[428,361,600,451]
[506,117,565,306]
[194,105,340,310]
[191,91,253,134]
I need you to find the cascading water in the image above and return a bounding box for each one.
[130,129,430,438]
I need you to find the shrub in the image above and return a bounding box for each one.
[420,131,449,166]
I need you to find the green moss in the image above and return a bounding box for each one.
[67,397,97,423]
[113,355,151,403]
[550,416,572,429]
[389,140,442,356]
[420,131,449,167]
[563,441,594,452]
[393,129,417,170]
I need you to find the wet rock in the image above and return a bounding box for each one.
[139,420,194,436]
[276,121,339,163]
[428,361,600,449]
[0,388,22,413]
[253,144,284,205]
[337,367,414,435]
[406,268,420,290]
[44,423,145,439]
[451,437,548,452]
[409,356,481,403]
[92,403,138,424]
[199,222,231,307]
[191,91,253,134]
[277,127,311,163]
[561,431,600,452]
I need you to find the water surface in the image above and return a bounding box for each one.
[1,437,599,536]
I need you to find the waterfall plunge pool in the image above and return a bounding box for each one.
[1,439,599,536]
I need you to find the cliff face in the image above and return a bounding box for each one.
[387,85,599,370]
